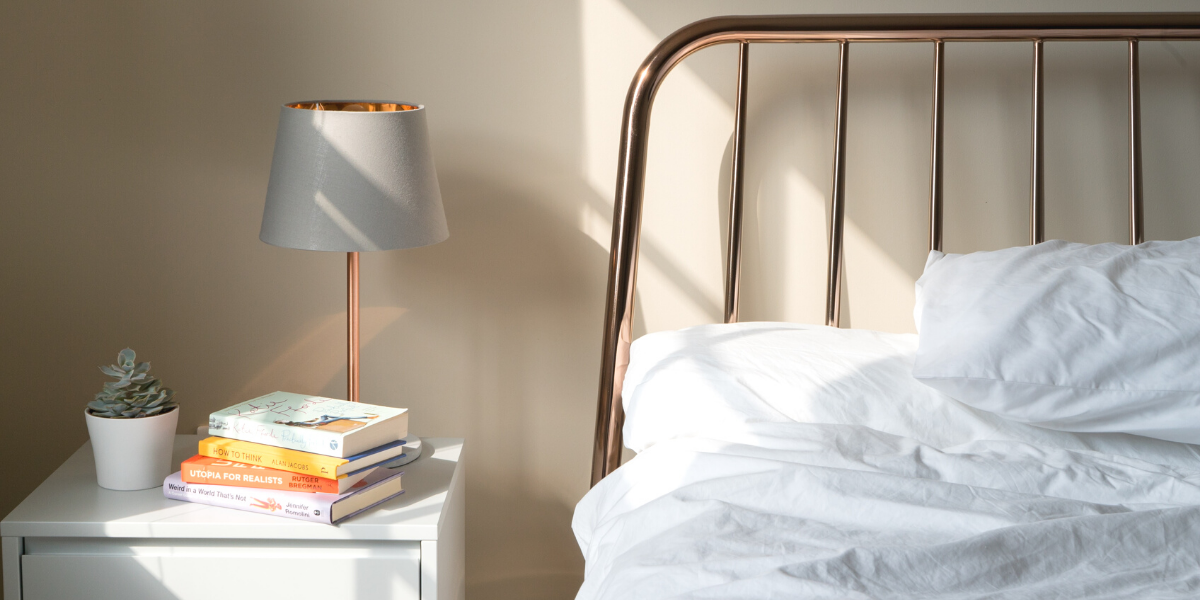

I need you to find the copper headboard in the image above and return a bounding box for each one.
[591,13,1200,486]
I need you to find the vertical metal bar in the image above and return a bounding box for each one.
[1030,39,1045,245]
[725,42,750,324]
[929,40,945,253]
[1129,39,1145,245]
[347,251,360,402]
[826,40,850,328]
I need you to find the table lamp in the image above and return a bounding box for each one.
[260,101,449,402]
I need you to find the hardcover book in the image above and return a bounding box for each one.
[163,467,404,525]
[209,391,408,457]
[197,436,407,479]
[181,455,377,494]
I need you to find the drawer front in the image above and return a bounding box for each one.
[21,538,421,600]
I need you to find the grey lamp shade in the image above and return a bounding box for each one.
[260,101,449,252]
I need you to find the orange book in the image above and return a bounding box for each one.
[180,455,376,494]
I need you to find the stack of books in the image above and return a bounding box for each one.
[162,391,410,525]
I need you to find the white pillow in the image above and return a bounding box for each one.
[913,237,1200,444]
[621,322,1200,467]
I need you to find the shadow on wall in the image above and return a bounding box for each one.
[719,42,840,328]
[358,149,613,599]
[1142,40,1200,240]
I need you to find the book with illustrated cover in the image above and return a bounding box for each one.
[163,467,404,525]
[181,455,377,494]
[208,391,408,457]
[197,436,407,479]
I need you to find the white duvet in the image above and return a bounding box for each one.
[573,324,1200,599]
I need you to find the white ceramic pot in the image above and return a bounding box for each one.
[85,406,179,490]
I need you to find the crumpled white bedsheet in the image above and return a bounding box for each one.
[573,423,1200,599]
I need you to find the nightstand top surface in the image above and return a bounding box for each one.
[1,435,464,541]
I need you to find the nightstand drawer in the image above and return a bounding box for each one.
[20,537,421,600]
[3,437,464,600]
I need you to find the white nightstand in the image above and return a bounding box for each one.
[2,435,464,600]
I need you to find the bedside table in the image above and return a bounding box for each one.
[2,435,464,600]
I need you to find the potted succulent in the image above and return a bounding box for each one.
[85,348,179,490]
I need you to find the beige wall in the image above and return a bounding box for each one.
[4,1,1200,598]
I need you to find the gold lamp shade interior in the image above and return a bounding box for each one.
[286,101,419,112]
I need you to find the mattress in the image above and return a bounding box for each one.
[572,323,1200,600]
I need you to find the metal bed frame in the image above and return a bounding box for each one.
[590,13,1200,486]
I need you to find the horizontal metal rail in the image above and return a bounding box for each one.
[592,13,1200,486]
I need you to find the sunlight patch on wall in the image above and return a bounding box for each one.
[753,166,830,324]
[580,0,649,206]
[844,220,917,333]
[579,1,916,334]
[578,200,612,250]
[580,0,732,331]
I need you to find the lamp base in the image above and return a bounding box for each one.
[348,251,360,402]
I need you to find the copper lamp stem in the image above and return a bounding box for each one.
[347,251,360,402]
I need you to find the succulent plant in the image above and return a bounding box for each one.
[88,348,177,419]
